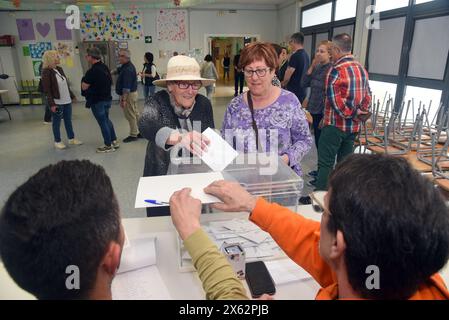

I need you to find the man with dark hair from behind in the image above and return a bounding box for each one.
[0,160,123,299]
[0,160,246,299]
[195,154,449,299]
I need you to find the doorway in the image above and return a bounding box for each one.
[204,34,258,97]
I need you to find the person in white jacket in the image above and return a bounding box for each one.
[200,54,219,100]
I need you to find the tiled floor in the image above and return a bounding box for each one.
[0,84,318,218]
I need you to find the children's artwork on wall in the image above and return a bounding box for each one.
[54,42,74,67]
[157,10,186,41]
[32,60,42,77]
[36,22,51,38]
[54,19,72,40]
[23,46,30,56]
[29,42,52,59]
[16,19,35,41]
[80,11,143,41]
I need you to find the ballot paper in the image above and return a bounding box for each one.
[112,234,172,300]
[135,172,224,208]
[200,128,239,171]
[265,259,312,285]
[180,219,284,270]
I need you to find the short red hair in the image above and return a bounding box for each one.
[238,42,279,71]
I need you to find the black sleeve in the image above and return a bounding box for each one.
[202,98,215,130]
[288,52,300,69]
[83,68,95,84]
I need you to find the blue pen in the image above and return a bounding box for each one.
[145,199,169,205]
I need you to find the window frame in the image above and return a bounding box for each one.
[365,0,449,113]
[300,0,357,60]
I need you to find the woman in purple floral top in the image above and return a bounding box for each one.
[221,42,312,176]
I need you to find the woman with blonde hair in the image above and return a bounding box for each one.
[41,50,82,149]
[301,40,332,182]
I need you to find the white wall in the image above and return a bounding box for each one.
[0,7,279,100]
[189,9,278,53]
[278,1,299,44]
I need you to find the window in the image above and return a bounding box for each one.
[415,0,435,4]
[303,35,313,59]
[404,86,443,123]
[408,15,449,80]
[368,17,406,75]
[313,32,330,55]
[335,0,358,21]
[333,24,355,39]
[374,0,409,13]
[369,80,398,106]
[302,2,332,28]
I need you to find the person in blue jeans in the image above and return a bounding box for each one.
[139,52,158,101]
[41,50,82,149]
[82,47,118,153]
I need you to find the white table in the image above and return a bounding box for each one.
[2,205,448,300]
[0,206,322,300]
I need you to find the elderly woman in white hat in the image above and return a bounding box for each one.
[138,55,215,216]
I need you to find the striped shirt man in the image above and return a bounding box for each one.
[323,54,371,133]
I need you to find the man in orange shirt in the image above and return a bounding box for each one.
[201,154,449,299]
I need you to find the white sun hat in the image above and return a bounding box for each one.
[153,55,216,88]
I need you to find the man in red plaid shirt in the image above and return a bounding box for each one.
[314,33,371,190]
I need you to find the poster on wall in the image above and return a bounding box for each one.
[80,11,143,41]
[157,10,186,41]
[32,60,42,77]
[16,19,36,41]
[54,19,72,40]
[29,42,52,59]
[54,42,74,68]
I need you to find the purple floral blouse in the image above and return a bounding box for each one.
[221,89,312,176]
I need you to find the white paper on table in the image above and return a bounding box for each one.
[112,265,172,300]
[135,172,224,208]
[117,236,157,274]
[265,259,312,285]
[238,229,270,244]
[200,127,238,172]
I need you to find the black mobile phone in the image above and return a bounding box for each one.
[245,261,276,298]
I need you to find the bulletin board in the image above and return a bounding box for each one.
[80,11,143,41]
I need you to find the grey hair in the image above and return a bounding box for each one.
[120,49,131,58]
[332,33,352,53]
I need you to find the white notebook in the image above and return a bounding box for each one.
[112,235,172,300]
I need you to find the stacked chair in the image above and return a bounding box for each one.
[356,93,449,192]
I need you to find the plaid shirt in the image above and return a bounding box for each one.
[323,55,371,133]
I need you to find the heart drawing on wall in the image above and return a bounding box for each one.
[36,22,50,38]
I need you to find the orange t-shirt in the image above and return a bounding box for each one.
[249,198,449,300]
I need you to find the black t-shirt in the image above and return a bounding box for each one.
[83,61,112,104]
[287,49,310,102]
[223,57,231,68]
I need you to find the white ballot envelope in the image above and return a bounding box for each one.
[201,127,238,172]
[135,172,224,208]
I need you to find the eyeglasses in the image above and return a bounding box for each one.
[175,81,202,90]
[310,191,331,215]
[243,68,270,78]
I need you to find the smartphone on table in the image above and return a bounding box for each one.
[245,261,276,298]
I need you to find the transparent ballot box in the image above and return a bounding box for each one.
[168,152,304,211]
[168,152,304,272]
